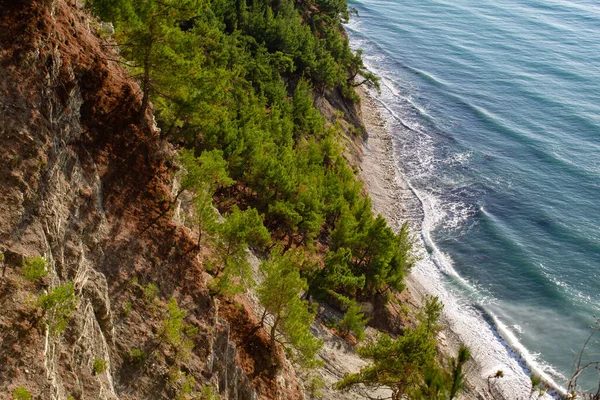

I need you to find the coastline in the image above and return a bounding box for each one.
[355,84,502,400]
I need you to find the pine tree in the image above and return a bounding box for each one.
[448,345,471,400]
[213,206,270,294]
[338,302,369,340]
[336,324,437,400]
[92,0,207,122]
[258,247,322,367]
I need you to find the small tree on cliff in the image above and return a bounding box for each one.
[91,0,206,122]
[212,206,270,294]
[336,297,453,399]
[178,148,234,249]
[336,323,437,399]
[257,247,323,367]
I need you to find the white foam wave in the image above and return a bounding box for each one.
[364,81,563,399]
[442,201,476,231]
[350,24,566,397]
[444,150,474,166]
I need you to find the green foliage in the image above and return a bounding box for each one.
[337,299,470,400]
[129,348,148,365]
[143,282,159,302]
[36,282,77,335]
[318,214,418,302]
[191,189,218,249]
[213,206,270,294]
[167,366,197,400]
[304,373,326,399]
[199,385,220,400]
[90,0,209,123]
[93,358,108,375]
[336,323,438,398]
[178,148,234,249]
[178,149,234,195]
[178,149,205,195]
[22,255,47,282]
[159,297,197,360]
[412,366,448,400]
[338,302,369,341]
[418,295,444,335]
[336,297,446,398]
[448,345,471,400]
[123,301,132,316]
[12,387,31,400]
[197,149,235,192]
[258,247,323,368]
[87,0,422,381]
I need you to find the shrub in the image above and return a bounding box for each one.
[143,283,159,302]
[167,366,197,400]
[12,387,31,400]
[36,282,77,335]
[339,302,369,341]
[123,301,132,316]
[304,374,326,399]
[93,358,108,374]
[199,384,220,400]
[160,297,197,360]
[129,348,148,365]
[22,256,47,282]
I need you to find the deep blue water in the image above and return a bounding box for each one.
[346,0,600,392]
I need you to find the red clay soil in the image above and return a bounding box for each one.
[0,0,212,304]
[220,298,278,398]
[220,297,304,400]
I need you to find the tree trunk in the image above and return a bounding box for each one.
[270,317,279,366]
[197,227,203,249]
[138,41,152,123]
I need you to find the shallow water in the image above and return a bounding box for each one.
[346,0,600,393]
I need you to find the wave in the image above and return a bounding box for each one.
[363,82,565,398]
[346,0,600,394]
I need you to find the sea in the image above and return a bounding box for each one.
[345,0,600,396]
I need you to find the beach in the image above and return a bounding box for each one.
[355,84,540,400]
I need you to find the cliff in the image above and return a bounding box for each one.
[0,1,270,398]
[0,0,431,399]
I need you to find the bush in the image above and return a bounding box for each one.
[12,387,31,400]
[36,282,77,335]
[22,256,47,282]
[93,358,108,374]
[122,301,132,316]
[199,385,220,400]
[143,283,159,302]
[167,366,197,400]
[339,302,369,341]
[129,348,148,366]
[160,297,197,360]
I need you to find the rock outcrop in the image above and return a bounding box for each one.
[0,1,262,398]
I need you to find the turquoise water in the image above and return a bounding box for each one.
[346,0,600,393]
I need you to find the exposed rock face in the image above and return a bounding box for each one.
[209,318,257,400]
[0,1,259,398]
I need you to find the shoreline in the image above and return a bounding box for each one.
[355,84,516,400]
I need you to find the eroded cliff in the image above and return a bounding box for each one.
[0,1,270,398]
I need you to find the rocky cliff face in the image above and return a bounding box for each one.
[0,1,264,398]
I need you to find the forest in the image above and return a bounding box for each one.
[86,0,471,397]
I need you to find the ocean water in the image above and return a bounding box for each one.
[346,0,600,395]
